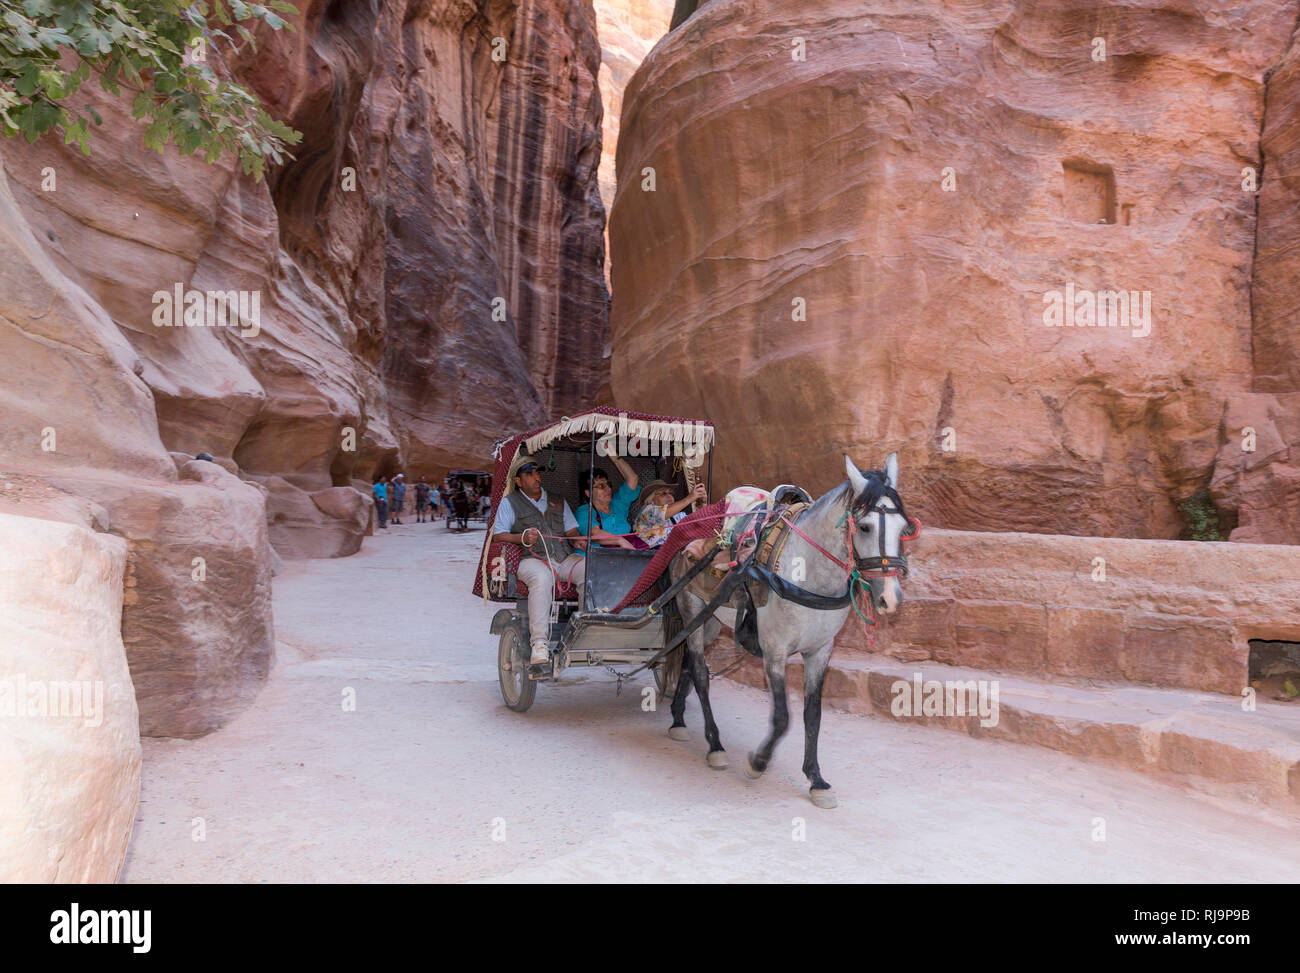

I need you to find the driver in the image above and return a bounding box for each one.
[491,459,587,665]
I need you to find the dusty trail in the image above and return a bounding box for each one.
[121,526,1300,882]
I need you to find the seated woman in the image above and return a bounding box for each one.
[633,480,707,546]
[574,455,642,552]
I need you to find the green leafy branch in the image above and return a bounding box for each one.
[1178,488,1223,542]
[0,0,301,180]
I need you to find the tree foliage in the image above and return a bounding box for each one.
[0,0,301,180]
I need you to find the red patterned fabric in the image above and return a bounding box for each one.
[478,541,581,600]
[609,500,727,612]
[472,430,531,601]
[472,407,714,602]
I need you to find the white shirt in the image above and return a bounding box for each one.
[493,488,577,535]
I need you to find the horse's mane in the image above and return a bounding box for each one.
[807,470,906,521]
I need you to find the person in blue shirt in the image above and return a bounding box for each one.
[574,454,643,553]
[372,475,389,529]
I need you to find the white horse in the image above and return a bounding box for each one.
[665,453,913,808]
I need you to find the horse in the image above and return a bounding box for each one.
[452,489,472,531]
[663,453,913,808]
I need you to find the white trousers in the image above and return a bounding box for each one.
[516,553,586,647]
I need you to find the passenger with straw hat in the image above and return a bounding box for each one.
[632,479,707,547]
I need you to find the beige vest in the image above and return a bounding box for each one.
[506,490,573,561]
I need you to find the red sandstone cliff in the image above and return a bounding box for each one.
[595,0,675,263]
[610,0,1300,543]
[1211,15,1300,544]
[593,0,675,401]
[0,0,610,741]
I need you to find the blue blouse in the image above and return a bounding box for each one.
[574,483,638,555]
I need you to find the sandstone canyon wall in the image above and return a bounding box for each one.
[610,0,1300,543]
[0,156,273,743]
[595,0,675,263]
[4,0,609,554]
[593,0,675,399]
[0,0,611,760]
[1211,14,1300,544]
[0,510,141,882]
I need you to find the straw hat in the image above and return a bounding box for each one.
[503,451,542,495]
[635,480,675,507]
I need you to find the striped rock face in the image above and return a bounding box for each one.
[0,2,614,744]
[2,0,611,506]
[594,0,675,285]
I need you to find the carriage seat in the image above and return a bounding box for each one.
[516,576,582,601]
[496,545,659,612]
[486,541,582,602]
[581,546,660,613]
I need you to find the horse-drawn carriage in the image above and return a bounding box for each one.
[473,406,919,807]
[473,409,713,710]
[445,470,490,530]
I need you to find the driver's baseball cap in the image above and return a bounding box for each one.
[516,460,541,475]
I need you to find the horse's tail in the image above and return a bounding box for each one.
[658,596,684,698]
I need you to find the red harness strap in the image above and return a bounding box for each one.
[780,511,923,579]
[778,514,854,574]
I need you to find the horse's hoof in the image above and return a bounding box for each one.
[668,725,691,742]
[809,787,838,809]
[743,754,764,779]
[706,750,729,770]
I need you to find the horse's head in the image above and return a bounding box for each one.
[844,452,915,615]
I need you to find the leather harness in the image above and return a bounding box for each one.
[674,487,920,659]
[689,501,809,602]
[605,482,921,686]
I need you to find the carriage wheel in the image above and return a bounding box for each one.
[498,623,536,713]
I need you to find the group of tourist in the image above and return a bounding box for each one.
[572,454,703,550]
[370,473,491,530]
[491,453,704,665]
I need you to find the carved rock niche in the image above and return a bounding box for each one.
[1062,158,1117,225]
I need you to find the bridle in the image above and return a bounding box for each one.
[778,483,920,581]
[849,495,920,578]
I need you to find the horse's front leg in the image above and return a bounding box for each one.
[743,648,789,779]
[801,643,836,808]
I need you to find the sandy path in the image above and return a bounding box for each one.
[121,525,1300,882]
